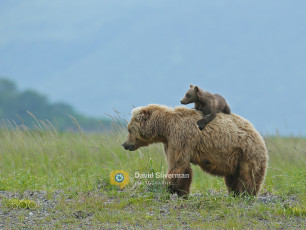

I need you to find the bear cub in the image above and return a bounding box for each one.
[180,84,231,130]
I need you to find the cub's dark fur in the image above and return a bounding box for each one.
[180,84,231,130]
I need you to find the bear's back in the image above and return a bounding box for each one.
[172,106,266,157]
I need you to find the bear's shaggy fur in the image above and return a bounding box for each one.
[122,104,268,197]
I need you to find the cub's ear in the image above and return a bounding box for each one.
[194,86,199,92]
[190,84,194,88]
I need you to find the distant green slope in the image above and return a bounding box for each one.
[0,78,112,131]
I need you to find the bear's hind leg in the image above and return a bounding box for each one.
[225,174,256,196]
[224,175,239,195]
[233,162,259,196]
[235,177,256,196]
[252,163,267,196]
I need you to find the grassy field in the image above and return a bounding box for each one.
[0,118,305,229]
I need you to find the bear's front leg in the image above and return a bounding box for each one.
[166,166,193,197]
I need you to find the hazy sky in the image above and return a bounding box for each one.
[0,0,306,135]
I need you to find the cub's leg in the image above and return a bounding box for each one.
[197,118,208,130]
[197,112,217,130]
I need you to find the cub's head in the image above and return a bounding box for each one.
[180,84,200,105]
[121,106,159,151]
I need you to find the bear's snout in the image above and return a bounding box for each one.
[121,142,136,151]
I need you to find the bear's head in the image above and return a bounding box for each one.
[180,84,199,105]
[122,106,160,151]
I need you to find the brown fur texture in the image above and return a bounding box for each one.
[122,104,268,197]
[180,84,231,130]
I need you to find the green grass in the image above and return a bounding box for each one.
[0,119,305,229]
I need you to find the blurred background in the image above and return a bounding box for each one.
[0,0,305,135]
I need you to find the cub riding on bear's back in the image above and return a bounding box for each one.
[180,84,231,130]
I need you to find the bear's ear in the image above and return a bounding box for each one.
[138,109,152,122]
[190,84,194,88]
[194,86,199,92]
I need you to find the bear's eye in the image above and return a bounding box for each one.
[186,93,191,98]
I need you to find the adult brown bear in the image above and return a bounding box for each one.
[122,104,268,197]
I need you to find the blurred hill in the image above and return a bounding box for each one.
[0,78,111,131]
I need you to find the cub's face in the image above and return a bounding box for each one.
[121,110,153,151]
[180,85,199,104]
